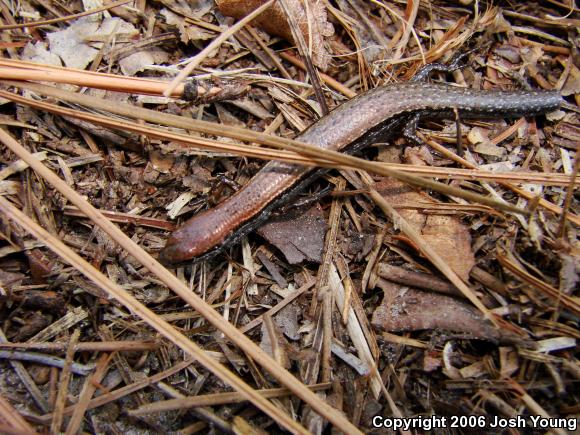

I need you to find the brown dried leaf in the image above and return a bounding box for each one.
[217,0,334,70]
[375,179,475,281]
[470,127,506,157]
[149,149,176,173]
[257,205,327,264]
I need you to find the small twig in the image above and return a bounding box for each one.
[556,151,579,238]
[246,26,293,81]
[64,207,176,231]
[51,329,80,434]
[0,350,95,375]
[321,286,333,382]
[0,340,159,352]
[128,383,331,415]
[0,328,49,413]
[279,51,356,98]
[371,264,462,297]
[0,63,185,97]
[65,353,112,435]
[0,395,37,435]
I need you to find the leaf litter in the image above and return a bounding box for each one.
[0,0,577,433]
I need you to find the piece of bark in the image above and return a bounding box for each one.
[6,290,66,314]
[371,278,519,344]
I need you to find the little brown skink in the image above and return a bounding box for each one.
[159,82,561,264]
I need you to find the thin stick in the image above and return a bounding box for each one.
[51,330,80,434]
[556,152,579,237]
[65,353,112,435]
[278,51,356,98]
[0,395,37,435]
[128,383,331,415]
[0,340,159,352]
